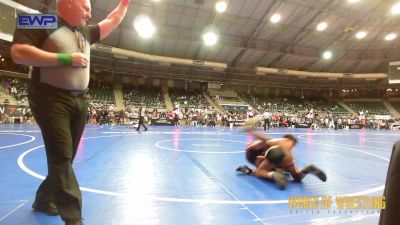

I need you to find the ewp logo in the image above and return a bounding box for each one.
[17,14,57,29]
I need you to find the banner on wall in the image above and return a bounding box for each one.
[348,124,362,129]
[221,104,249,112]
[151,118,173,126]
[0,105,29,115]
[392,124,400,130]
[295,123,311,128]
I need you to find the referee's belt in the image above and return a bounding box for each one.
[68,90,88,97]
[36,83,88,97]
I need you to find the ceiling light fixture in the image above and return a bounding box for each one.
[391,2,400,15]
[316,22,328,31]
[355,31,367,39]
[215,1,228,13]
[202,31,218,46]
[322,51,332,60]
[385,33,397,41]
[270,13,281,23]
[133,15,156,38]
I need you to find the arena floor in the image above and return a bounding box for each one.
[0,124,397,225]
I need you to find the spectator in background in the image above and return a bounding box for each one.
[247,107,254,119]
[25,109,33,124]
[173,105,182,126]
[1,112,10,124]
[334,114,339,130]
[281,117,287,127]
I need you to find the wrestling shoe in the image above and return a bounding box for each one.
[65,218,84,225]
[32,201,58,216]
[272,169,287,190]
[301,165,327,182]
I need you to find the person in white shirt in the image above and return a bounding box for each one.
[173,105,181,126]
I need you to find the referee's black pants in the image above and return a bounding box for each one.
[264,119,270,131]
[137,116,147,131]
[29,85,87,221]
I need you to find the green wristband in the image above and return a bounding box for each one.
[57,53,72,65]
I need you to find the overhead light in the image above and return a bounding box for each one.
[133,15,156,38]
[391,2,400,15]
[355,31,367,39]
[1,58,4,62]
[270,13,281,23]
[316,22,328,31]
[322,51,332,60]
[385,33,397,41]
[215,1,227,13]
[347,0,361,3]
[202,31,218,46]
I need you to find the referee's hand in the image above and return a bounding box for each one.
[71,53,88,68]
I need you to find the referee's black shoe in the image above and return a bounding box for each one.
[32,201,58,216]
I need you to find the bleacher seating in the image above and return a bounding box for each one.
[307,100,350,116]
[169,88,209,109]
[241,94,352,116]
[242,94,304,114]
[0,75,29,106]
[123,85,165,108]
[212,95,247,112]
[391,101,400,113]
[219,96,242,103]
[88,80,115,104]
[347,102,391,115]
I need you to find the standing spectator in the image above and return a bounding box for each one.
[334,114,339,130]
[173,105,182,126]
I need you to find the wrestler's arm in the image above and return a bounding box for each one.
[98,0,131,40]
[249,130,269,142]
[266,138,286,146]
